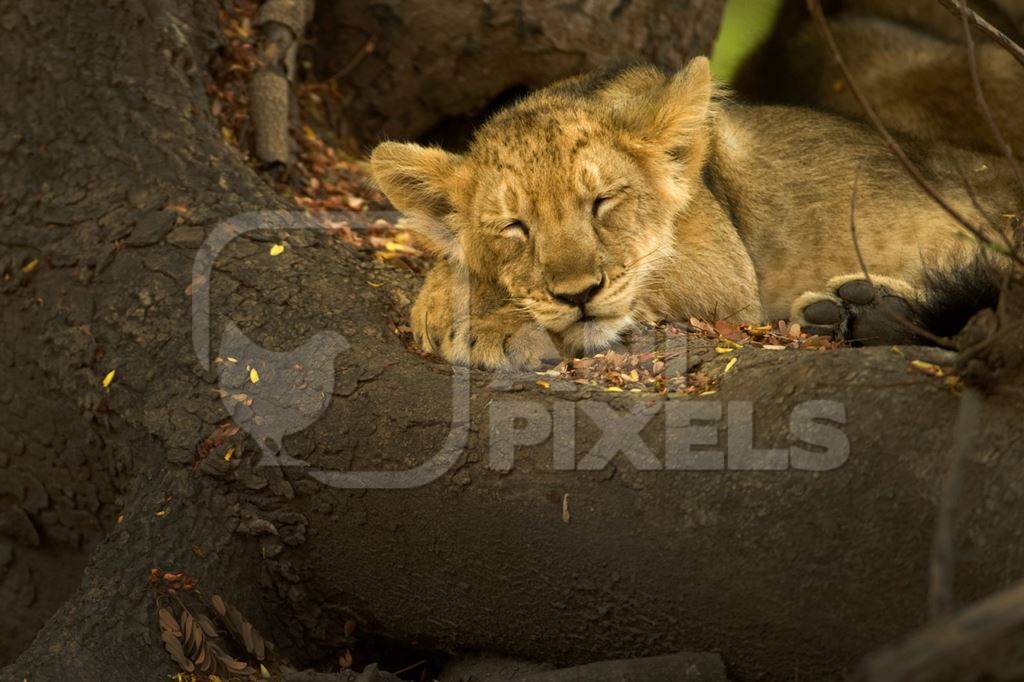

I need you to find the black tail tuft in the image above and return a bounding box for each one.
[915,256,1002,339]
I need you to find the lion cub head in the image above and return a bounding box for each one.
[372,57,715,352]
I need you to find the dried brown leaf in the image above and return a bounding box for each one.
[252,627,265,661]
[159,607,181,637]
[161,629,194,672]
[242,620,254,654]
[211,594,226,618]
[224,657,250,673]
[227,604,246,636]
[181,608,195,644]
[194,641,207,668]
[189,613,204,652]
[714,320,746,342]
[197,614,220,639]
[211,594,269,662]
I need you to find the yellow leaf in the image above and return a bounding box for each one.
[21,259,38,273]
[715,347,734,354]
[249,368,260,384]
[260,663,271,679]
[102,370,116,388]
[536,380,550,389]
[384,241,418,254]
[911,360,944,377]
[269,243,286,256]
[700,390,718,396]
[224,448,235,462]
[155,510,167,517]
[605,386,623,393]
[724,357,738,374]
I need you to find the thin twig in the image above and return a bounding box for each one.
[807,0,1024,269]
[953,0,1024,201]
[952,0,1024,352]
[848,166,958,348]
[928,387,984,621]
[952,156,1005,233]
[393,659,427,676]
[860,554,1024,682]
[936,0,1024,69]
[328,36,376,82]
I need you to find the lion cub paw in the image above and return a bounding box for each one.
[453,311,561,370]
[414,303,560,370]
[791,275,923,344]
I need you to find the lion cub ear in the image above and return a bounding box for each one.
[610,57,714,156]
[371,141,464,260]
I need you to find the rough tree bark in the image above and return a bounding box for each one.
[1,1,1023,681]
[311,0,726,150]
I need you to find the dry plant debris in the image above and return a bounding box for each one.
[533,319,840,394]
[208,0,427,273]
[151,566,276,679]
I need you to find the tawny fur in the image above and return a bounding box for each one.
[736,0,1024,156]
[372,57,1019,369]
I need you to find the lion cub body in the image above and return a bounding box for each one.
[372,59,1017,368]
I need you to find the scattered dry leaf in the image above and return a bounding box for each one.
[911,360,945,377]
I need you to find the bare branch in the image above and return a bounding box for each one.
[937,0,1024,69]
[860,547,1024,682]
[953,0,1024,201]
[928,387,984,621]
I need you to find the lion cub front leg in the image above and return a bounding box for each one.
[790,274,925,344]
[411,261,560,369]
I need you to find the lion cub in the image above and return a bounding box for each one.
[372,57,1017,369]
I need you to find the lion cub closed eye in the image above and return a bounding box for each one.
[372,57,1018,369]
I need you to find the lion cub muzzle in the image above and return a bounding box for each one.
[547,271,606,319]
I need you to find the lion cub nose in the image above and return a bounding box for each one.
[550,275,605,309]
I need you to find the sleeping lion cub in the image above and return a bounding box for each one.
[371,57,1018,369]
